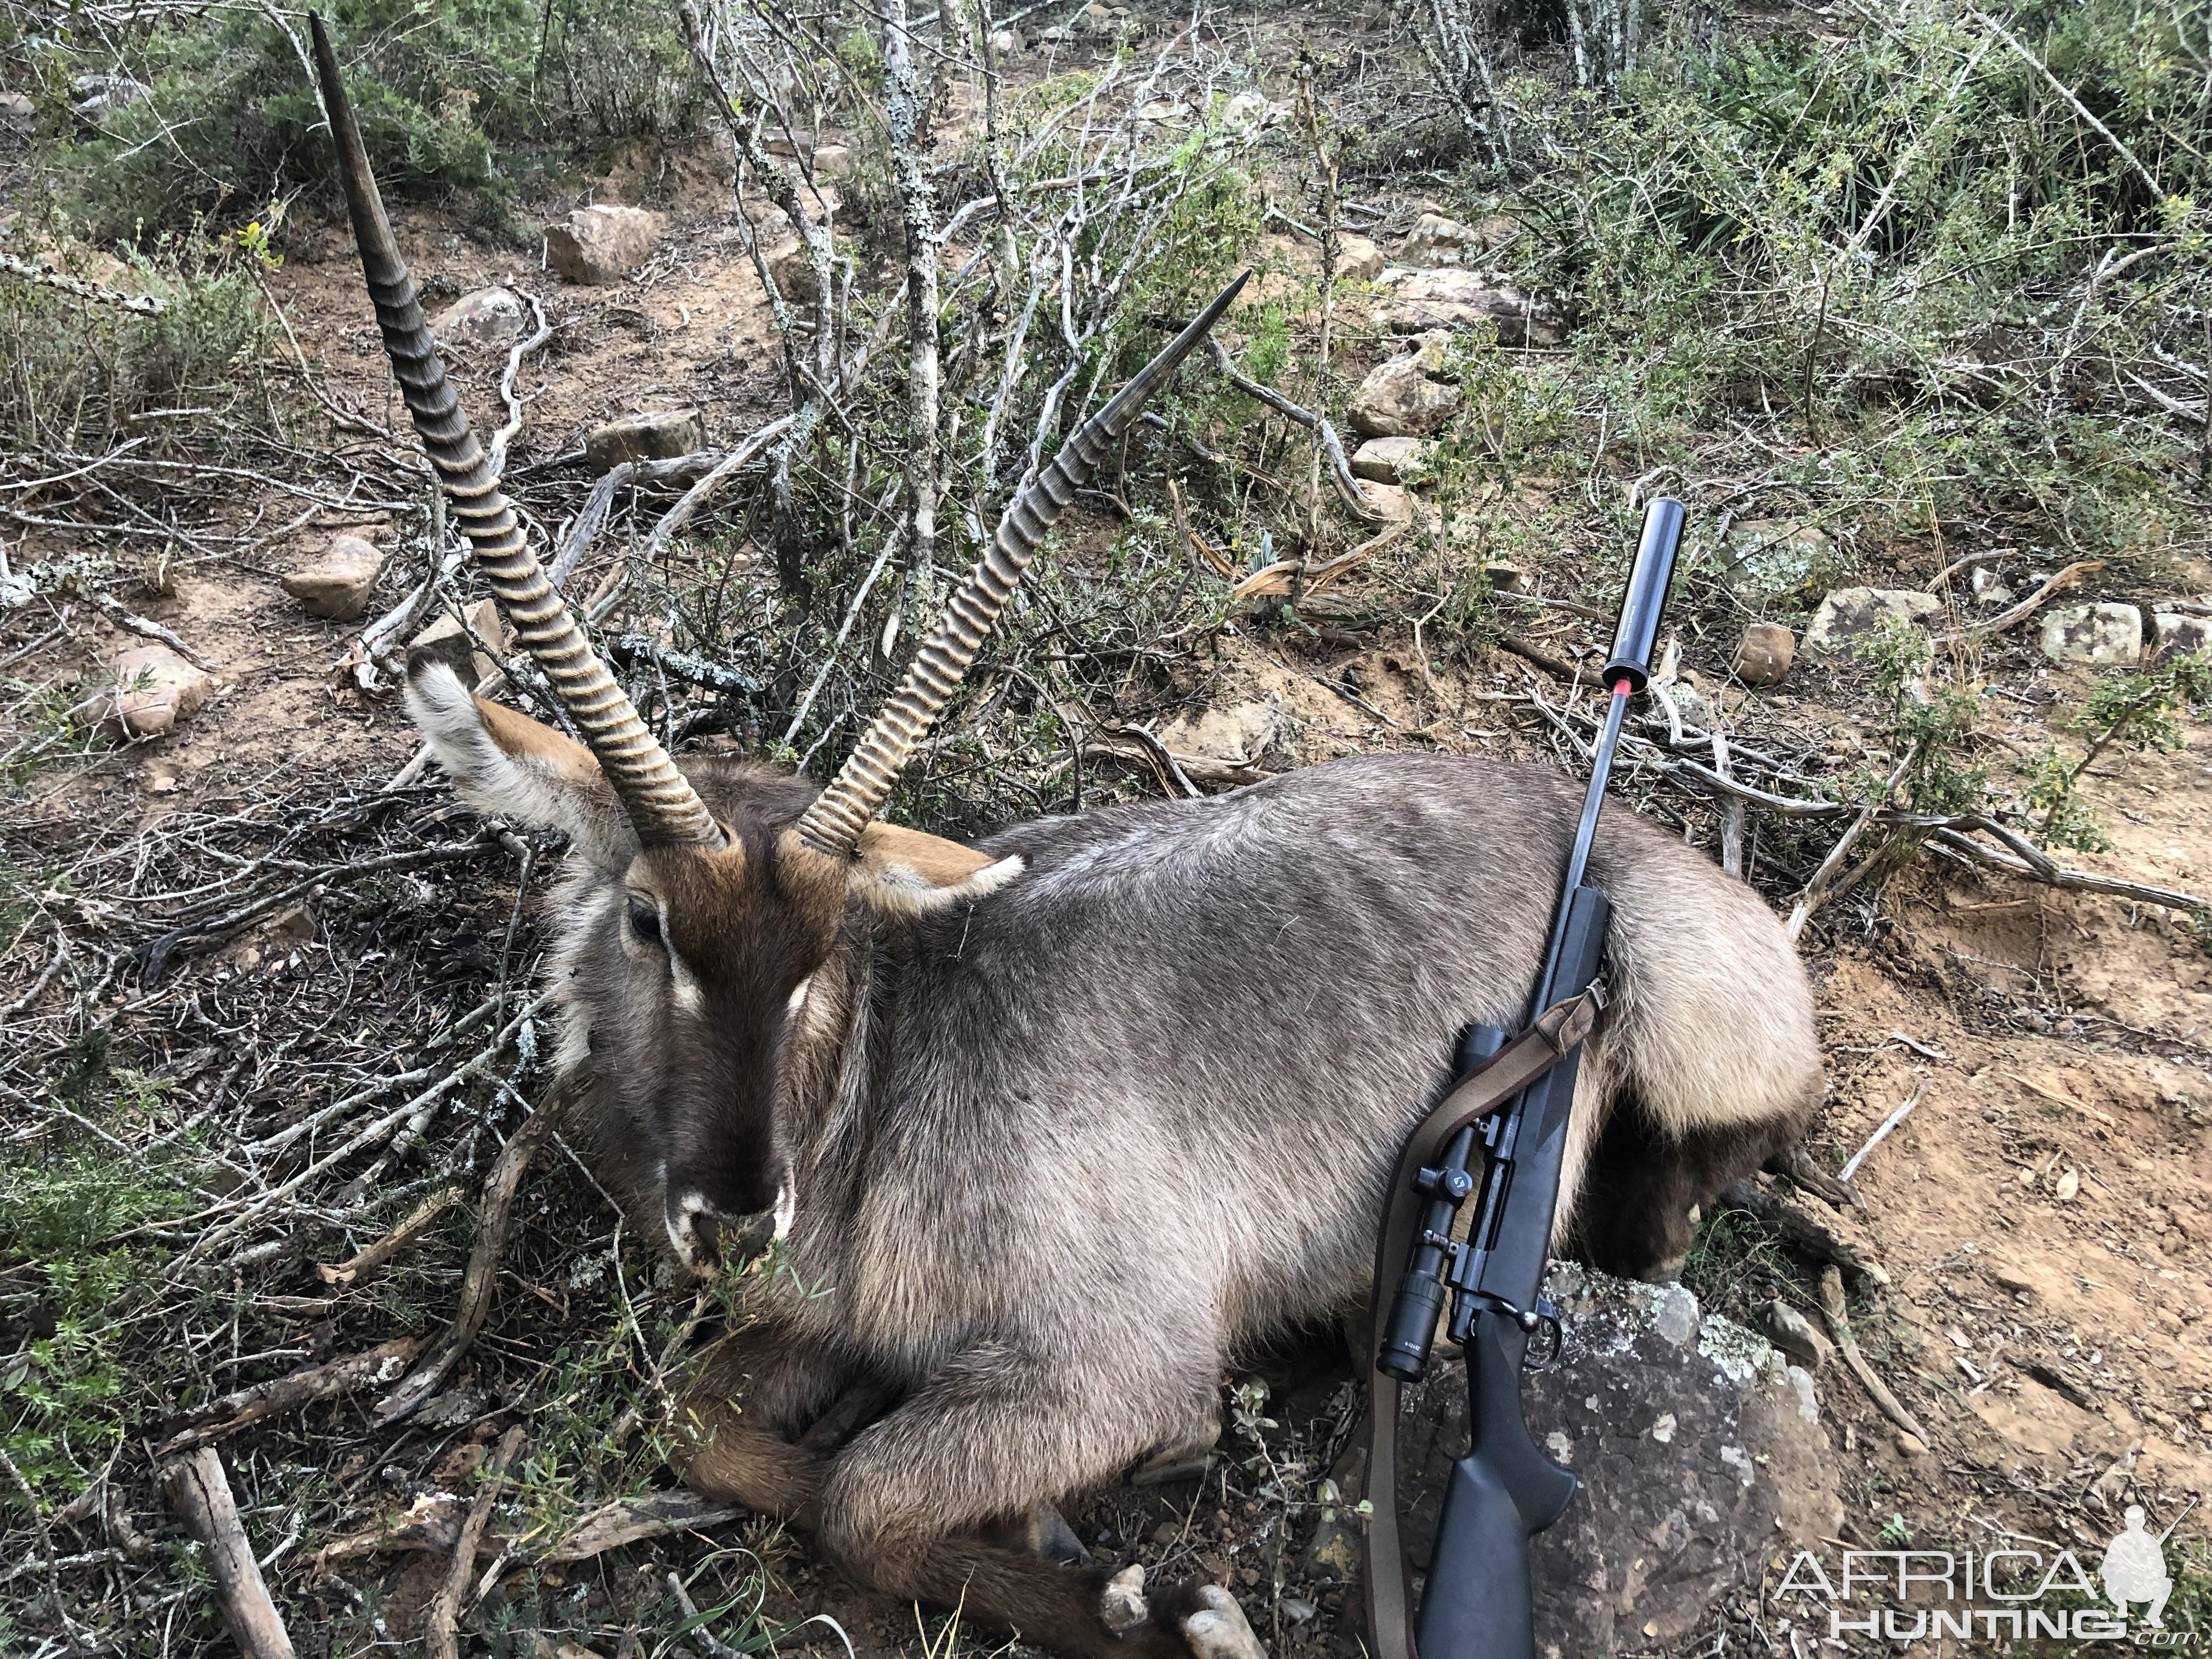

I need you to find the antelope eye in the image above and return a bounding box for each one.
[627,898,662,945]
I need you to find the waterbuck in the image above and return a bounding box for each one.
[311,22,1820,1658]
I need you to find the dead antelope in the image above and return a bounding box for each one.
[312,22,1820,1658]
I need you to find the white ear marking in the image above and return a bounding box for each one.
[854,853,1026,916]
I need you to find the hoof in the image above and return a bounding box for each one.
[1102,1564,1149,1634]
[1181,1585,1267,1659]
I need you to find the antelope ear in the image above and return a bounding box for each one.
[403,657,637,867]
[848,821,1025,915]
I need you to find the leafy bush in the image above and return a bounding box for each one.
[1428,0,2211,616]
[0,231,274,453]
[9,0,702,241]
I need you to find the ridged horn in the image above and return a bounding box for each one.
[795,269,1250,855]
[308,16,720,849]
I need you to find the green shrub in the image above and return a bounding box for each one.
[9,0,702,241]
[0,230,273,453]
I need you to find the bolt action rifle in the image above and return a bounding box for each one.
[1363,498,1688,1659]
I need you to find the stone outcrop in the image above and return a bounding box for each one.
[1390,1268,1844,1659]
[411,599,510,689]
[1351,436,1431,485]
[1804,588,1942,656]
[1348,336,1462,438]
[1335,233,1385,283]
[544,204,660,286]
[1731,622,1797,687]
[584,409,708,473]
[1373,268,1563,345]
[104,645,211,739]
[428,287,527,348]
[2039,602,2143,666]
[280,533,386,621]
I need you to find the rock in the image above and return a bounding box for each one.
[544,204,661,286]
[280,533,387,621]
[1335,232,1385,283]
[265,903,317,945]
[1219,92,1271,137]
[1757,1299,1833,1370]
[740,194,792,234]
[1357,482,1417,523]
[1970,565,2015,608]
[2038,602,2143,666]
[1481,562,1530,596]
[72,73,148,120]
[1658,679,1715,734]
[769,246,824,305]
[1351,436,1430,485]
[1373,268,1562,345]
[411,598,510,689]
[2151,611,2211,659]
[1989,1262,2037,1296]
[1730,622,1797,687]
[1157,695,1294,772]
[105,645,211,739]
[1804,588,1942,656]
[429,286,527,349]
[0,91,32,128]
[1347,347,1462,438]
[990,26,1021,52]
[809,143,853,180]
[584,408,708,473]
[1398,211,1482,267]
[1722,519,1830,591]
[1395,1266,1843,1657]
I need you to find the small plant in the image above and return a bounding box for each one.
[1855,622,1986,816]
[2028,653,2212,849]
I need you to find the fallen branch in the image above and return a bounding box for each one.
[1724,1175,1890,1286]
[1206,337,1386,522]
[317,1189,459,1286]
[161,1335,422,1453]
[1932,558,2101,644]
[1,251,163,313]
[1837,1077,1932,1183]
[485,292,554,478]
[607,634,763,698]
[643,414,797,557]
[376,1084,574,1423]
[93,591,215,670]
[161,1448,298,1659]
[1816,1266,1929,1446]
[427,1426,525,1659]
[1497,634,1577,681]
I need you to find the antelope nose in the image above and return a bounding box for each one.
[664,1192,781,1275]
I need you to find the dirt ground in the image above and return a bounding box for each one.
[5,30,2211,1658]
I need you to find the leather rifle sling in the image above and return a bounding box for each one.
[1360,986,1604,1659]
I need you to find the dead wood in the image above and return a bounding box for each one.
[1815,1267,1929,1446]
[426,1425,525,1659]
[161,1335,424,1453]
[161,1448,299,1659]
[1722,1175,1889,1286]
[376,1084,574,1423]
[317,1189,460,1286]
